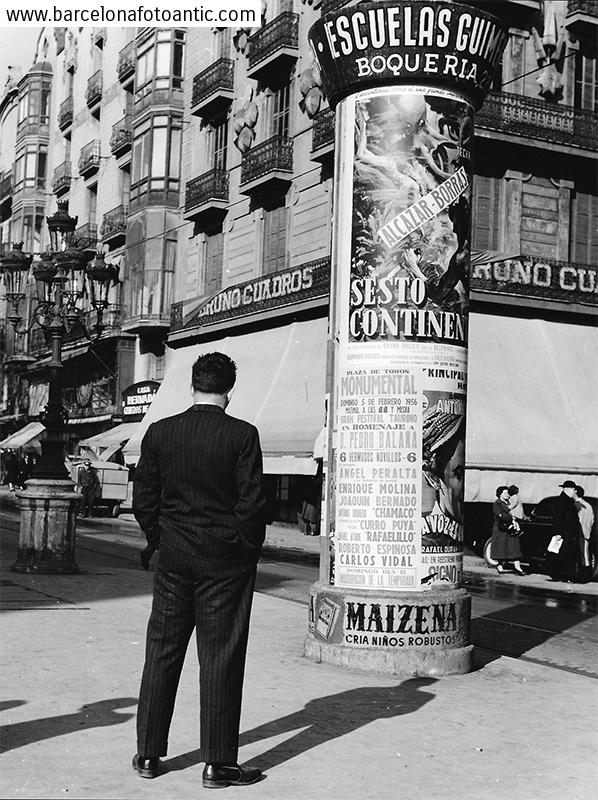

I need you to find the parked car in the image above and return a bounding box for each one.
[480,495,598,580]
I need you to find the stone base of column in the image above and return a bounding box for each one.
[12,479,80,574]
[305,582,472,676]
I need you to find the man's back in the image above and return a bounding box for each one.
[133,404,266,562]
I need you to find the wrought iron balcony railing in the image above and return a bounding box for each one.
[191,58,234,113]
[117,40,135,83]
[477,90,598,151]
[240,135,293,186]
[312,107,335,154]
[58,96,73,130]
[110,116,133,156]
[101,205,128,242]
[247,12,299,71]
[185,169,229,213]
[52,161,72,195]
[74,222,98,248]
[78,140,101,176]
[86,70,103,108]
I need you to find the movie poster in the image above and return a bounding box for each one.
[332,85,471,591]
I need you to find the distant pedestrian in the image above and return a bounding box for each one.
[547,480,584,583]
[300,460,323,536]
[507,485,525,520]
[17,456,29,490]
[574,485,594,578]
[132,352,267,788]
[5,451,19,491]
[77,459,100,517]
[491,485,524,575]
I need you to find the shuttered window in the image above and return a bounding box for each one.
[571,192,598,265]
[472,175,501,251]
[262,205,288,275]
[205,230,224,294]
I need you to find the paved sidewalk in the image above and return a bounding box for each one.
[1,493,597,799]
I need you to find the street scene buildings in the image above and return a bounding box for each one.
[0,3,597,799]
[0,1,596,527]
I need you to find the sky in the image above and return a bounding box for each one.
[0,28,41,88]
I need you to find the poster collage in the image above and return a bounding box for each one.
[330,85,473,592]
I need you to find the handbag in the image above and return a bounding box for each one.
[547,535,563,554]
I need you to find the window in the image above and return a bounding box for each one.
[574,47,597,112]
[571,192,598,265]
[262,204,288,275]
[16,77,52,130]
[131,115,182,200]
[135,29,185,103]
[204,230,224,294]
[13,144,47,191]
[131,116,181,199]
[270,83,290,139]
[214,28,232,60]
[472,175,501,251]
[88,185,97,226]
[209,116,228,171]
[21,210,44,253]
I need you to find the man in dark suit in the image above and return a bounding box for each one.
[132,352,266,788]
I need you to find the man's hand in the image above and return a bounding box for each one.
[140,546,156,571]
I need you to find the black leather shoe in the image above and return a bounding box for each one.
[202,763,264,789]
[132,754,161,779]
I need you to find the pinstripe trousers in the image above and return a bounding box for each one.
[136,544,257,764]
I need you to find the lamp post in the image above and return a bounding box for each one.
[0,201,119,573]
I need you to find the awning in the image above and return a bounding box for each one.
[0,421,46,450]
[78,422,139,460]
[123,318,328,473]
[465,312,598,501]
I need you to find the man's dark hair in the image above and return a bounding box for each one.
[192,352,236,394]
[576,485,585,498]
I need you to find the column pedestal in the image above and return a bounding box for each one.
[306,582,472,676]
[12,479,80,574]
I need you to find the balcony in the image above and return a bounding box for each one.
[246,13,299,82]
[101,204,128,248]
[52,161,72,196]
[86,70,103,111]
[78,140,101,178]
[566,0,598,31]
[58,96,73,131]
[240,135,293,195]
[184,169,229,224]
[191,58,234,119]
[476,90,598,153]
[74,223,98,249]
[117,40,135,85]
[311,107,335,163]
[110,116,133,158]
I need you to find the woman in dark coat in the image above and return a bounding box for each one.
[491,485,524,575]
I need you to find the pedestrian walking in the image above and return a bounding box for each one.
[491,485,524,575]
[77,459,100,517]
[574,484,594,579]
[132,352,267,789]
[546,480,585,583]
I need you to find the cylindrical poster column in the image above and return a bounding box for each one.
[306,2,508,675]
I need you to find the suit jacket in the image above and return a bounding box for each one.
[133,404,267,563]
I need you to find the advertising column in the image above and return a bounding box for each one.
[305,2,508,674]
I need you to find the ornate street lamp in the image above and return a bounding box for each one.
[0,201,119,573]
